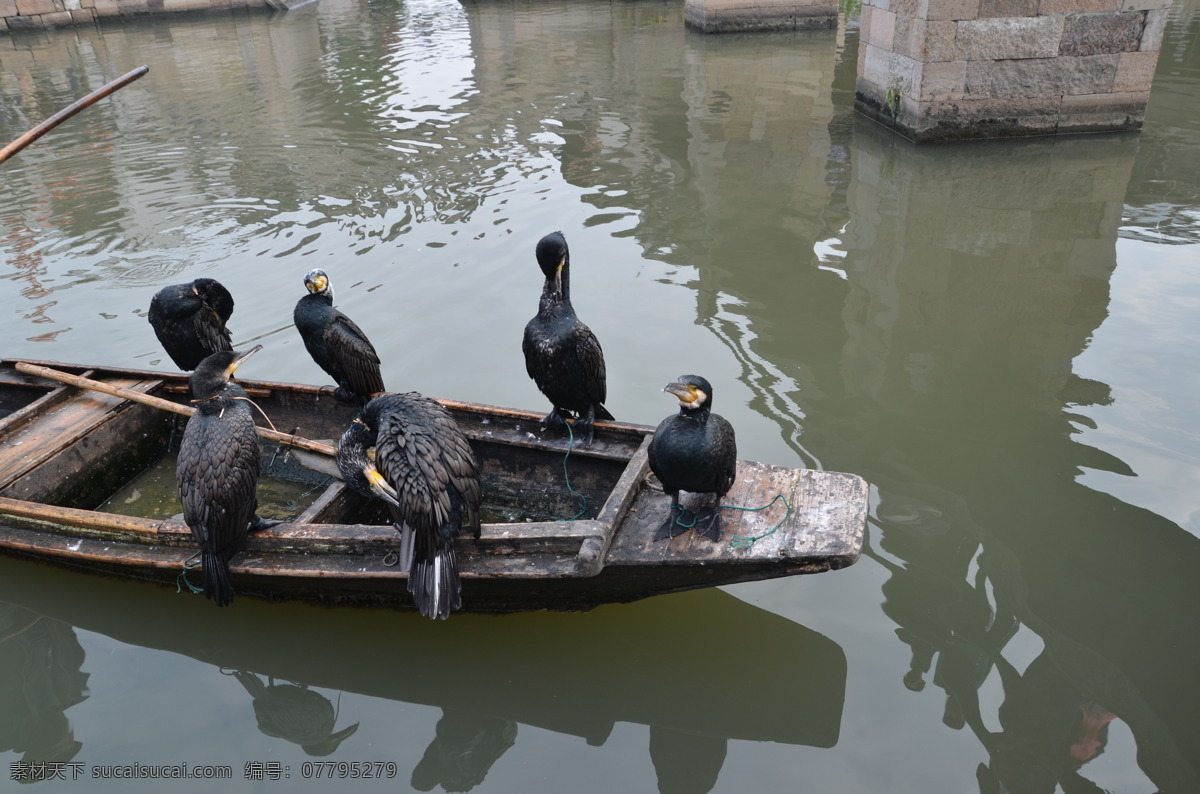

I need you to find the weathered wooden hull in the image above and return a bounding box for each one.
[0,358,867,612]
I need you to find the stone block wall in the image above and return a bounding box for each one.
[684,0,838,33]
[855,0,1172,141]
[1,0,275,32]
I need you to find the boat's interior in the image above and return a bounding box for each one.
[0,362,639,529]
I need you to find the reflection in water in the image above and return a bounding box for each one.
[1122,1,1200,244]
[648,727,726,794]
[231,671,359,757]
[0,605,89,778]
[829,121,1200,792]
[0,555,845,793]
[410,709,517,793]
[976,654,1117,794]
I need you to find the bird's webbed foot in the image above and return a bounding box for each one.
[332,385,368,406]
[692,508,722,542]
[249,515,283,532]
[542,407,571,434]
[653,500,694,541]
[571,405,600,448]
[573,417,596,448]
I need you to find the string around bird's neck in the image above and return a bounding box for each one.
[189,393,277,429]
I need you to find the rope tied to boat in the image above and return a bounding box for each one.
[665,493,792,548]
[557,421,588,521]
[176,550,204,595]
[726,494,791,548]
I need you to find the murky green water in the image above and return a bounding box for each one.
[2,0,1198,791]
[94,451,328,521]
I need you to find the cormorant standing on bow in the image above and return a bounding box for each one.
[336,392,481,619]
[177,346,264,607]
[648,375,737,542]
[148,278,234,370]
[522,231,613,447]
[294,269,385,405]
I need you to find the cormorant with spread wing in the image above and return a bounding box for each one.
[294,269,384,405]
[336,392,481,619]
[522,231,613,446]
[148,278,234,370]
[648,375,737,542]
[177,346,264,607]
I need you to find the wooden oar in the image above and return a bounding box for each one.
[13,361,337,458]
[0,65,150,165]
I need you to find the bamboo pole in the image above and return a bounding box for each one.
[13,361,338,458]
[0,66,150,165]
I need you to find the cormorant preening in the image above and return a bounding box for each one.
[148,278,234,371]
[522,231,613,446]
[177,346,264,607]
[294,269,385,405]
[648,375,737,542]
[336,392,482,619]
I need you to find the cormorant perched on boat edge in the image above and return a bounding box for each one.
[177,346,265,607]
[336,392,482,619]
[294,268,385,405]
[522,231,613,447]
[647,374,737,542]
[148,278,235,371]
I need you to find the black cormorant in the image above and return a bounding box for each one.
[336,392,482,619]
[294,269,385,405]
[648,375,737,542]
[148,278,234,371]
[522,231,613,447]
[177,346,263,607]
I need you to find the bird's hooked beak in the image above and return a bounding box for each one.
[225,345,262,378]
[551,258,565,297]
[364,464,400,508]
[664,380,706,409]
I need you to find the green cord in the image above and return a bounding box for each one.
[176,551,203,595]
[669,505,698,528]
[728,494,791,549]
[666,494,791,547]
[558,421,588,521]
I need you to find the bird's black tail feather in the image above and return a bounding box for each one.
[596,403,614,421]
[202,551,235,607]
[408,534,462,620]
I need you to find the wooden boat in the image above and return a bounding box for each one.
[0,357,867,612]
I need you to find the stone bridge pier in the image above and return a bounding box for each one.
[686,0,1172,142]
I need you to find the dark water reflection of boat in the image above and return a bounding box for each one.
[0,602,89,778]
[0,554,845,790]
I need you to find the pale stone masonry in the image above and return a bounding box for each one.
[0,0,279,32]
[854,0,1172,141]
[684,0,838,33]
